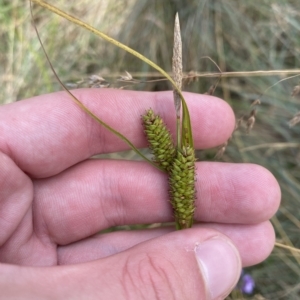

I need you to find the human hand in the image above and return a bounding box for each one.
[0,89,280,299]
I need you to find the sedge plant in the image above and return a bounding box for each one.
[30,0,196,230]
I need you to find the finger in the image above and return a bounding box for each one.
[0,151,33,246]
[198,221,275,267]
[2,228,241,300]
[0,89,235,177]
[34,160,280,244]
[57,221,274,268]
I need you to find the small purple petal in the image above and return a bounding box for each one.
[241,274,255,294]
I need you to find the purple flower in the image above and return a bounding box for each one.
[240,273,255,294]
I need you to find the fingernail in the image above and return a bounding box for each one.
[195,237,241,300]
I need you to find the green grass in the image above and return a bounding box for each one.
[1,0,300,298]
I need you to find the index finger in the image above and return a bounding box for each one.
[0,89,235,177]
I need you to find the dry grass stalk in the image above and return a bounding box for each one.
[204,85,215,95]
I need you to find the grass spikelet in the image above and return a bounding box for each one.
[142,109,176,171]
[172,12,182,118]
[291,84,300,97]
[215,141,228,159]
[169,146,196,230]
[88,75,109,88]
[289,111,300,127]
[246,108,257,134]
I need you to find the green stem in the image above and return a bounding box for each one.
[176,116,181,150]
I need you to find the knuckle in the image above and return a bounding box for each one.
[122,252,184,300]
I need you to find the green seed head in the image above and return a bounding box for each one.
[142,109,176,171]
[169,146,196,229]
[142,109,196,230]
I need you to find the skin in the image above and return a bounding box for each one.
[0,89,280,299]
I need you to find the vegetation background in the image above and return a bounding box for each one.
[1,0,300,298]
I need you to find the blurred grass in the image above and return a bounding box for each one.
[1,0,300,298]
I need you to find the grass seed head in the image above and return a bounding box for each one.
[291,85,300,97]
[119,71,133,81]
[235,116,244,131]
[246,109,257,134]
[289,111,300,127]
[142,109,176,171]
[184,70,198,86]
[215,141,228,159]
[169,146,196,229]
[88,75,110,88]
[251,99,261,107]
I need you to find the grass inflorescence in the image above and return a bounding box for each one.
[142,109,196,229]
[169,145,196,229]
[142,109,176,172]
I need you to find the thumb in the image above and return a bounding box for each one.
[0,228,241,299]
[86,228,241,300]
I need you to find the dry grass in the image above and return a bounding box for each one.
[1,0,300,298]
